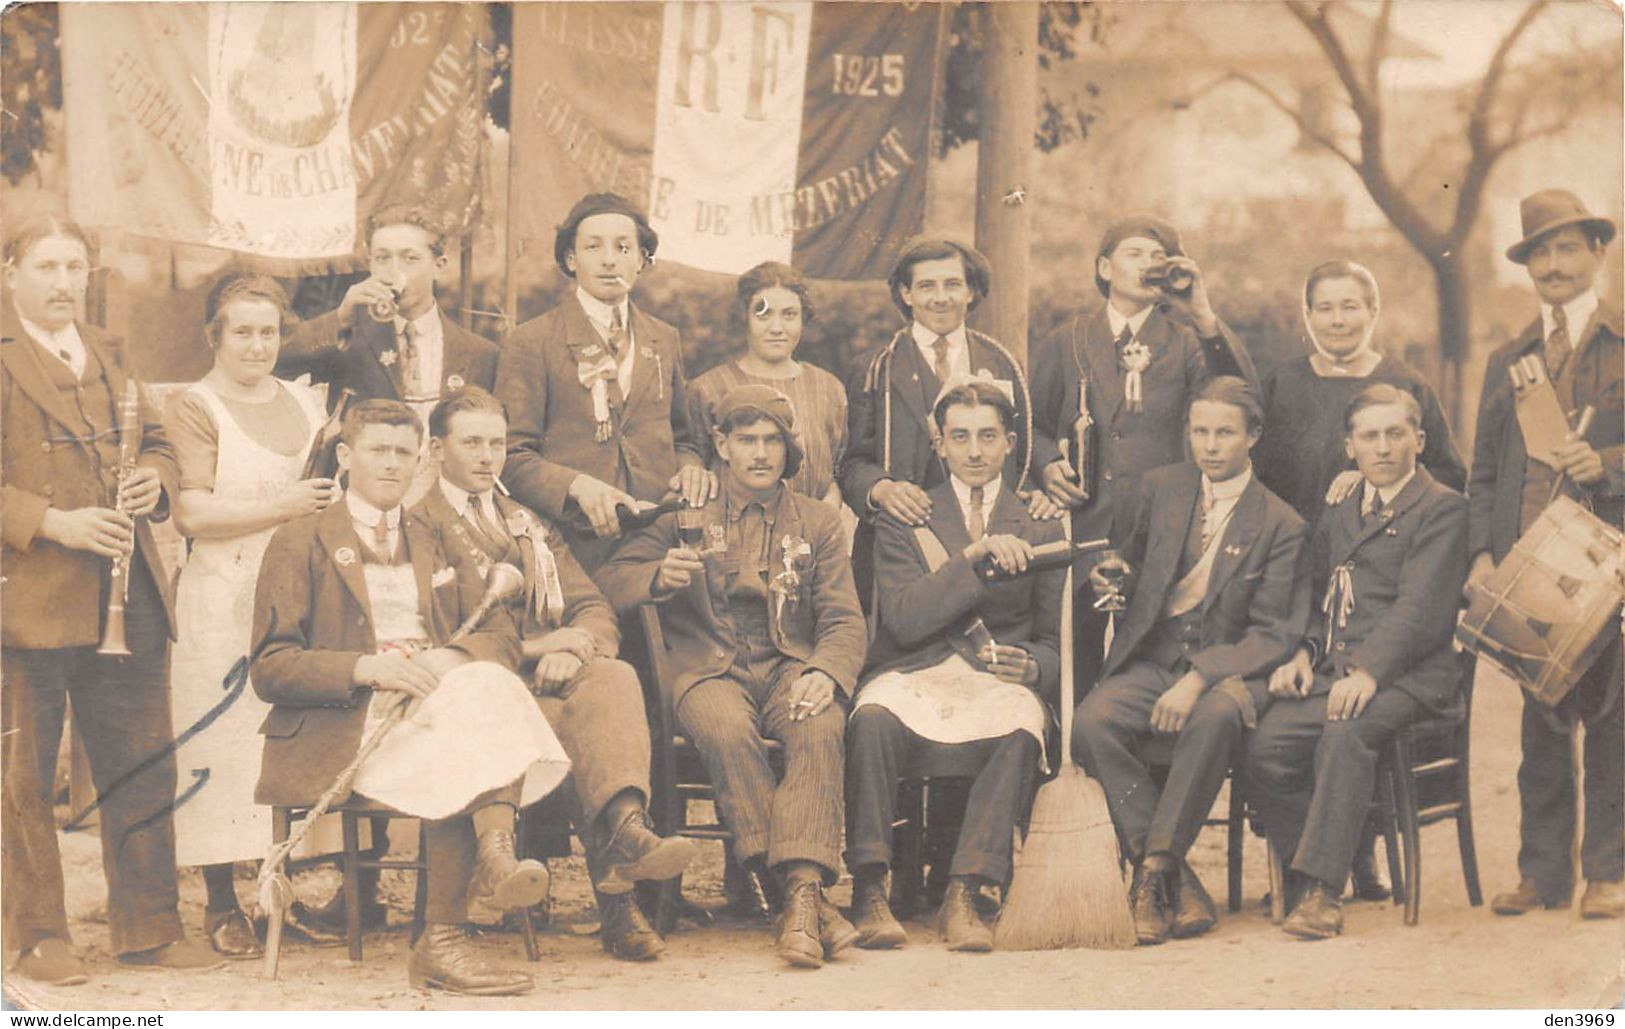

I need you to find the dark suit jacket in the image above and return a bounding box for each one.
[408,484,620,659]
[1467,301,1624,564]
[250,500,521,807]
[1,314,180,648]
[1031,306,1258,560]
[841,326,1033,512]
[1307,467,1468,715]
[1105,463,1308,685]
[496,295,701,571]
[276,306,499,411]
[860,481,1066,714]
[596,483,867,710]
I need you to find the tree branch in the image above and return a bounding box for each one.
[1212,70,1360,170]
[1366,0,1394,97]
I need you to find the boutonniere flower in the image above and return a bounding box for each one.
[446,374,465,390]
[378,349,398,368]
[1119,338,1151,413]
[334,546,357,567]
[770,534,813,623]
[641,345,663,400]
[569,340,620,443]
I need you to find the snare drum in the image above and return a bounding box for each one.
[1458,497,1624,706]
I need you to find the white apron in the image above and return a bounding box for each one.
[169,380,329,866]
[853,652,1049,769]
[352,660,571,820]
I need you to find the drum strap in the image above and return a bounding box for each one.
[912,525,953,574]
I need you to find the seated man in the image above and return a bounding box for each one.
[1076,376,1308,945]
[253,400,568,996]
[598,385,869,969]
[1248,383,1469,939]
[409,386,698,961]
[846,380,1064,953]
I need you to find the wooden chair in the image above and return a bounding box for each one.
[1265,650,1483,926]
[273,798,540,962]
[639,605,783,933]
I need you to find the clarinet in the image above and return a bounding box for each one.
[97,380,143,656]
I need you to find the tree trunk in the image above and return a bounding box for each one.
[1431,257,1472,435]
[971,1,1038,366]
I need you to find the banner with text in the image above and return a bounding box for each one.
[62,3,486,269]
[509,1,942,282]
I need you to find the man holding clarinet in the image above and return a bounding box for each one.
[2,212,222,985]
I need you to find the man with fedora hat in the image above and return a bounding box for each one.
[1468,188,1623,920]
[841,236,1038,613]
[599,384,869,969]
[1030,215,1258,695]
[495,192,712,576]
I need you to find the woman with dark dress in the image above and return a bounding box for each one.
[1255,260,1465,524]
[1254,259,1466,904]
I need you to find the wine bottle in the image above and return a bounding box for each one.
[976,537,1112,581]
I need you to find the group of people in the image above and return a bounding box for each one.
[1,182,1618,997]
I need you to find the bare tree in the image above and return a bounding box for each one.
[1214,0,1619,424]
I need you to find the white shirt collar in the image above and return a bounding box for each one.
[950,473,1001,530]
[911,322,968,352]
[437,477,495,518]
[16,306,85,373]
[1106,301,1155,340]
[1203,465,1252,504]
[1541,290,1598,343]
[1363,468,1417,512]
[345,490,401,531]
[403,302,442,339]
[575,286,630,332]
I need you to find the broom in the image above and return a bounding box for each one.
[995,512,1135,950]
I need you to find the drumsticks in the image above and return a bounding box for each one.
[1546,404,1596,506]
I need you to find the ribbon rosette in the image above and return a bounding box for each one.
[771,534,814,623]
[1120,340,1152,413]
[572,342,619,442]
[524,521,568,627]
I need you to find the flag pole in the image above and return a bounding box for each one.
[971,0,1038,368]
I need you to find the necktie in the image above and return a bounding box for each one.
[1115,324,1133,351]
[368,515,393,561]
[1199,483,1217,551]
[932,334,952,384]
[967,486,985,540]
[608,307,628,360]
[1545,305,1572,378]
[399,320,419,393]
[1365,490,1385,528]
[463,498,505,554]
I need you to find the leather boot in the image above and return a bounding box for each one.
[1491,878,1572,915]
[851,872,907,949]
[592,807,699,896]
[1282,879,1344,940]
[1128,863,1171,946]
[407,923,533,995]
[466,828,550,924]
[1581,881,1624,919]
[1169,857,1218,939]
[599,892,666,961]
[777,880,825,968]
[306,875,388,933]
[817,892,859,959]
[937,877,994,953]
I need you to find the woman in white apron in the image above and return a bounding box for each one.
[165,275,339,958]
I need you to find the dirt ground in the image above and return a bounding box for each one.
[5,659,1621,1011]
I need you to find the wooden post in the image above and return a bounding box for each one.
[971,1,1038,367]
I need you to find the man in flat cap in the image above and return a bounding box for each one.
[842,237,1041,614]
[1030,215,1258,693]
[496,192,713,577]
[1468,189,1623,920]
[599,384,869,969]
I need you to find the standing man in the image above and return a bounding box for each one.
[1469,190,1623,920]
[1031,216,1257,692]
[2,213,222,983]
[276,203,500,504]
[846,380,1064,953]
[496,192,711,577]
[598,385,868,969]
[1075,377,1307,945]
[841,237,1036,610]
[1250,385,1469,940]
[410,386,698,960]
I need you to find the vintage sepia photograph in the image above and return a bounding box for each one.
[0,0,1620,1014]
